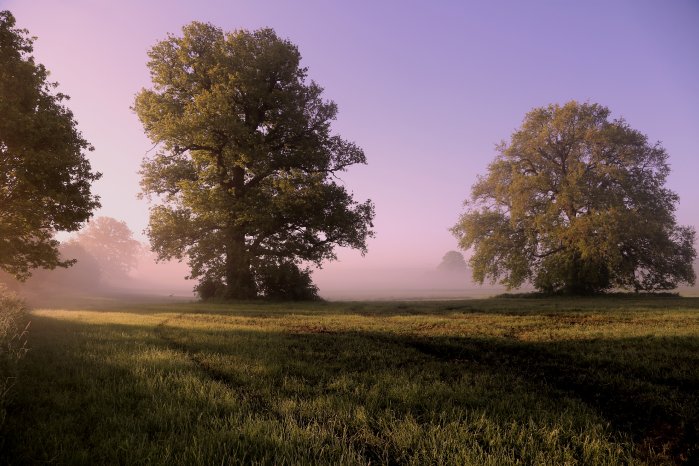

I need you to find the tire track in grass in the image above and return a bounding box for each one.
[154,313,273,415]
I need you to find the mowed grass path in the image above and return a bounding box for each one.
[1,296,698,464]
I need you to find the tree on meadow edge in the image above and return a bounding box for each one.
[134,22,374,299]
[73,217,142,281]
[0,11,101,280]
[452,101,696,294]
[437,251,468,274]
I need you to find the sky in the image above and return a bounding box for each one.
[3,0,699,289]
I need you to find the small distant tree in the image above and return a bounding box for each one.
[0,11,101,280]
[73,217,141,280]
[437,251,468,273]
[453,101,696,294]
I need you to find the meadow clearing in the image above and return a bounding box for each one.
[1,295,698,464]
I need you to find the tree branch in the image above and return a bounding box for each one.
[533,245,565,258]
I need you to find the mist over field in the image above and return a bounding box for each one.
[97,257,699,300]
[2,210,698,303]
[0,212,517,302]
[312,264,495,300]
[1,236,505,302]
[109,254,699,301]
[113,259,500,301]
[115,253,194,297]
[6,233,696,304]
[119,258,495,301]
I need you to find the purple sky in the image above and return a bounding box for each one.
[4,0,699,274]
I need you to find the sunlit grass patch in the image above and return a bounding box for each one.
[1,296,698,464]
[31,308,176,327]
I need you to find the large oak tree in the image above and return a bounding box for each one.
[453,101,696,294]
[134,22,374,299]
[0,11,101,280]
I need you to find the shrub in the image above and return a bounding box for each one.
[196,263,321,301]
[255,262,320,301]
[195,278,226,301]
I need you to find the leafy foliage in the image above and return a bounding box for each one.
[74,217,142,280]
[194,277,224,300]
[437,250,468,273]
[254,260,319,301]
[0,11,101,280]
[135,22,374,299]
[453,101,696,294]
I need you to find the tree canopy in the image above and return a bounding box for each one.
[437,251,468,274]
[134,22,374,299]
[452,101,696,294]
[0,11,101,280]
[74,217,141,280]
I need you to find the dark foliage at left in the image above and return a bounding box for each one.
[0,11,101,280]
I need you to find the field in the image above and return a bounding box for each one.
[1,295,698,464]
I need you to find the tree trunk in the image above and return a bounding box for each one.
[223,166,256,299]
[564,250,585,295]
[224,228,256,299]
[565,250,607,295]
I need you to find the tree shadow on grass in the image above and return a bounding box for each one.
[2,311,698,464]
[0,315,338,464]
[398,334,699,464]
[157,317,699,463]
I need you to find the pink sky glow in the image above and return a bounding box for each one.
[3,0,699,294]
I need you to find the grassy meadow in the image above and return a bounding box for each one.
[0,295,698,464]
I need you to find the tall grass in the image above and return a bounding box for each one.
[0,286,29,428]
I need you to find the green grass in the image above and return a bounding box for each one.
[1,295,698,464]
[0,288,29,430]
